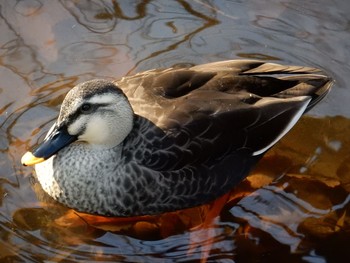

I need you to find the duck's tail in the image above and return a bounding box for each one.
[274,73,333,112]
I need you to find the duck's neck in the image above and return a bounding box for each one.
[72,141,124,161]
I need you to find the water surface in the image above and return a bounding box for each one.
[1,1,350,262]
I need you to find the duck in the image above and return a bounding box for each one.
[21,60,333,217]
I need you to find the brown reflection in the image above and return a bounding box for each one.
[264,115,350,187]
[236,53,281,61]
[59,0,118,33]
[95,0,151,20]
[2,77,77,150]
[59,0,151,33]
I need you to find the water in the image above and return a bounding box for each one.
[1,0,350,262]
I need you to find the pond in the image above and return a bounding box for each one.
[1,0,350,262]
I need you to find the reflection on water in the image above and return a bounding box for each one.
[1,0,350,262]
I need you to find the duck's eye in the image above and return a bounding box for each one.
[80,103,93,113]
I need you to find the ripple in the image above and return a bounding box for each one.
[230,174,350,253]
[59,0,118,33]
[14,0,42,17]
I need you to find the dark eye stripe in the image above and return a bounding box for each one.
[80,102,111,114]
[65,103,109,127]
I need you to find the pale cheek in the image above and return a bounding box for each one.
[82,117,110,144]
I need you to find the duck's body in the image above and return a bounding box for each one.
[22,60,333,216]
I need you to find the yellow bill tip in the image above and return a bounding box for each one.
[21,152,45,166]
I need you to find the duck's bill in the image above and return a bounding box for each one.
[21,125,77,166]
[21,152,45,166]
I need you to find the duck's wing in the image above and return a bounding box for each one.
[117,60,333,170]
[118,60,331,112]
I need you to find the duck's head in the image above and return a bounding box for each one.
[21,79,134,166]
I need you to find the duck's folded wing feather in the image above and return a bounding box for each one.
[130,91,310,171]
[166,92,310,162]
[191,59,322,75]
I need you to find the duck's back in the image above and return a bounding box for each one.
[115,60,332,161]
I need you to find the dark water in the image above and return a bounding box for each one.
[1,1,350,262]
